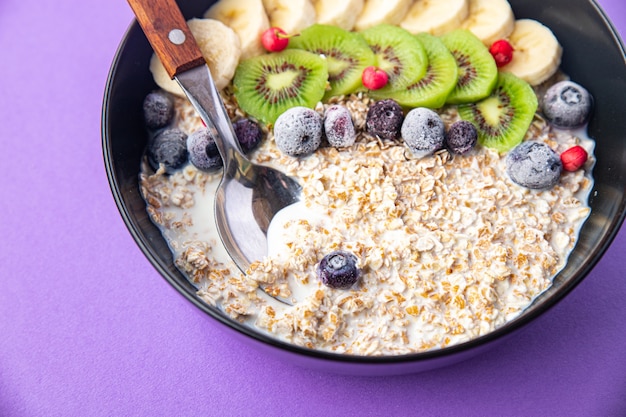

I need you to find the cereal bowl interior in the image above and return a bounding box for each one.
[103,0,626,374]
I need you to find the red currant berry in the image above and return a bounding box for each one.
[261,27,290,52]
[362,66,388,90]
[489,39,514,68]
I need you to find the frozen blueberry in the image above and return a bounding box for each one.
[542,81,593,128]
[445,120,478,155]
[147,128,188,173]
[324,105,356,148]
[506,141,562,189]
[401,108,445,158]
[234,118,264,153]
[274,107,323,157]
[366,99,404,141]
[143,91,174,130]
[186,128,223,172]
[317,251,360,289]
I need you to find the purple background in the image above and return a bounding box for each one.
[1,0,625,415]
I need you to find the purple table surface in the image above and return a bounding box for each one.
[1,0,625,416]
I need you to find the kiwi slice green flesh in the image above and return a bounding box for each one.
[378,33,457,108]
[233,50,329,125]
[288,24,375,100]
[359,24,429,94]
[441,29,498,105]
[458,71,538,153]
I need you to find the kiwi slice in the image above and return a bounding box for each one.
[381,33,457,108]
[287,24,375,100]
[359,24,429,94]
[233,50,329,125]
[441,29,498,105]
[458,71,538,153]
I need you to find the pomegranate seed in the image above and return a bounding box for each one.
[489,39,514,68]
[362,66,389,90]
[261,27,290,52]
[560,145,588,171]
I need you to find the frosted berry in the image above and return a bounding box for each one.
[274,107,323,157]
[401,107,445,158]
[147,128,188,173]
[489,39,514,68]
[143,91,174,129]
[445,120,478,155]
[560,145,588,172]
[362,66,389,90]
[542,81,593,128]
[317,251,360,289]
[506,141,562,189]
[366,99,404,141]
[261,27,290,52]
[324,105,356,148]
[187,128,222,172]
[233,118,264,153]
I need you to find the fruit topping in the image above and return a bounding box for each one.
[186,129,223,172]
[387,32,457,109]
[506,141,562,189]
[143,91,175,130]
[324,105,356,148]
[560,145,588,172]
[233,49,329,124]
[366,99,404,141]
[400,0,469,36]
[360,24,429,95]
[273,107,323,156]
[401,107,445,158]
[354,0,413,31]
[317,250,360,289]
[361,66,389,91]
[489,39,514,67]
[204,0,270,59]
[313,0,364,31]
[261,27,291,52]
[445,120,478,155]
[461,0,515,46]
[147,128,188,174]
[287,24,376,99]
[441,29,498,104]
[263,0,316,35]
[500,19,562,86]
[233,118,264,152]
[542,81,593,129]
[458,71,537,152]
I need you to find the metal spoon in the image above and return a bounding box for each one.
[128,0,301,272]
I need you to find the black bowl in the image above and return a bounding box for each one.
[103,0,626,375]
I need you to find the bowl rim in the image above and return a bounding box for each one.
[102,0,626,365]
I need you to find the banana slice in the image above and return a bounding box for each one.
[204,0,270,59]
[312,0,364,31]
[354,0,413,31]
[462,0,515,46]
[501,19,562,86]
[149,18,242,97]
[262,0,316,34]
[400,0,469,36]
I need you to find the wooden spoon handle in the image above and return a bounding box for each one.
[127,0,205,78]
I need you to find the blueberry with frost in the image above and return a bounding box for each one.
[542,81,593,128]
[234,118,264,153]
[445,120,478,155]
[401,107,445,158]
[143,91,174,130]
[506,141,562,189]
[274,107,323,157]
[324,105,356,148]
[186,129,223,172]
[317,251,361,289]
[147,128,188,174]
[366,99,404,141]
